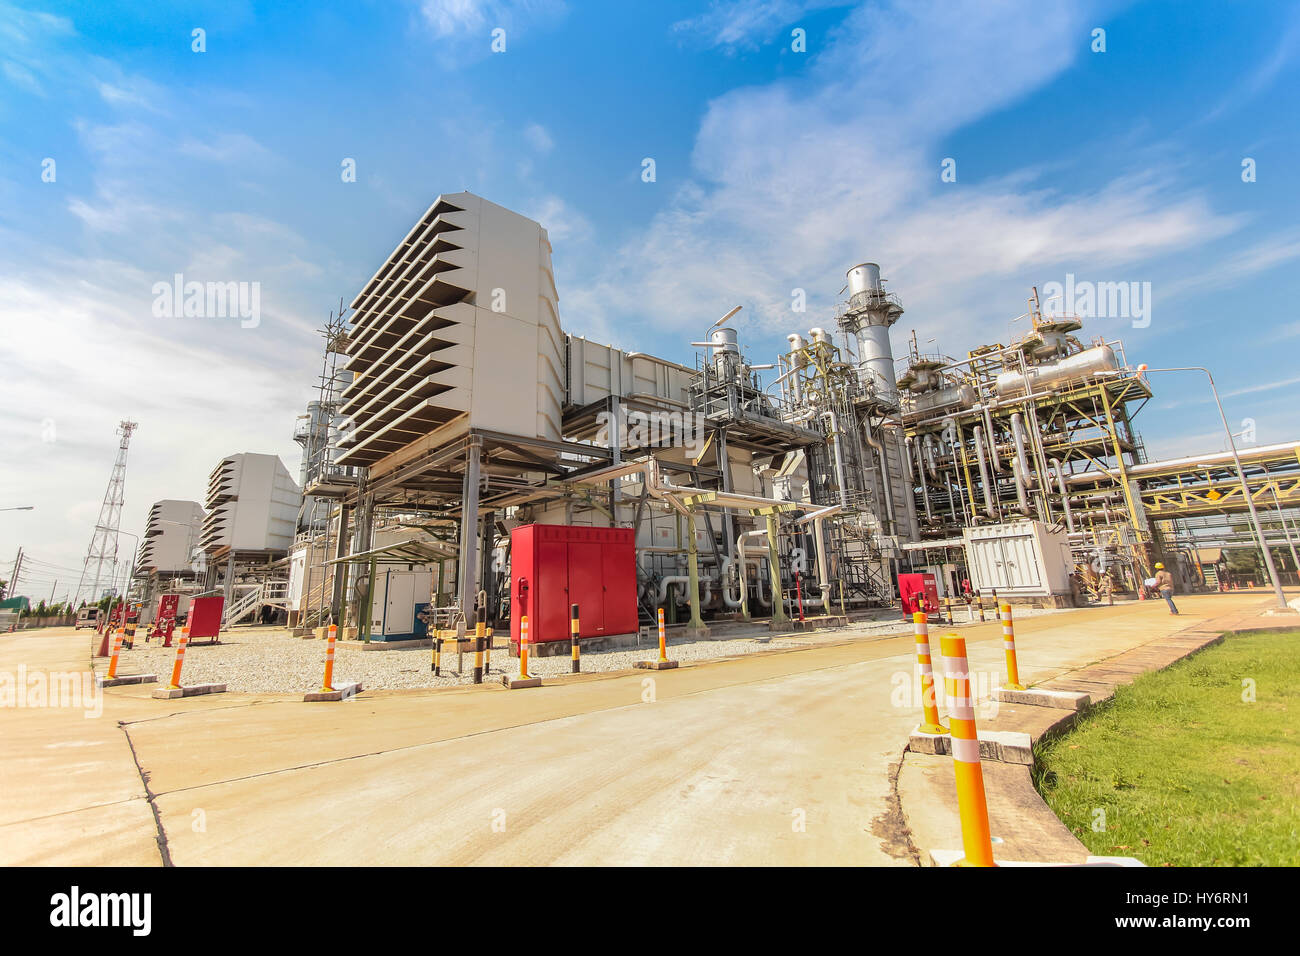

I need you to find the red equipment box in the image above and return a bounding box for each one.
[510,524,637,647]
[898,572,941,616]
[187,595,225,643]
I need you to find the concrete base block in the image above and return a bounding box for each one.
[994,686,1091,711]
[96,674,157,687]
[303,682,362,702]
[500,675,542,690]
[152,682,227,699]
[343,638,433,650]
[930,848,1145,867]
[909,728,1034,765]
[1262,606,1300,617]
[683,625,712,640]
[634,660,679,670]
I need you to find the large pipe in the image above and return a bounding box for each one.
[910,437,933,522]
[862,427,896,532]
[1052,458,1075,532]
[794,503,842,604]
[972,425,996,519]
[1010,455,1030,514]
[1010,412,1034,489]
[980,404,1004,473]
[826,410,851,510]
[898,436,921,535]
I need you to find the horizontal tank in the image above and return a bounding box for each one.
[909,382,978,415]
[995,344,1118,397]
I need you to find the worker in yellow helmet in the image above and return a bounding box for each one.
[1153,562,1178,615]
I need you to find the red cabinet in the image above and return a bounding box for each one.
[511,524,637,646]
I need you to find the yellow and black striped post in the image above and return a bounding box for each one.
[432,630,442,675]
[570,603,581,673]
[472,621,485,684]
[483,626,492,676]
[124,621,136,650]
[977,593,986,622]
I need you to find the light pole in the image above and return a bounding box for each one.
[0,506,34,512]
[1137,365,1288,609]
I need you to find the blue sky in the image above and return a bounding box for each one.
[2,0,1299,597]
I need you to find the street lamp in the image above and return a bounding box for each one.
[1136,364,1289,609]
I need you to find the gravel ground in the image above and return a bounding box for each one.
[106,628,803,694]
[100,602,1071,694]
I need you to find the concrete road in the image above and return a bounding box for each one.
[0,592,1278,865]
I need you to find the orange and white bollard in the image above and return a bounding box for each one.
[167,626,190,689]
[939,633,996,867]
[106,628,125,680]
[636,607,678,671]
[913,612,947,735]
[999,603,1025,691]
[320,623,337,693]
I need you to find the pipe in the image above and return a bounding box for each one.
[922,434,938,480]
[862,427,896,532]
[898,435,921,537]
[736,530,773,617]
[826,410,851,510]
[979,405,1004,472]
[1010,413,1034,490]
[794,503,842,604]
[719,556,743,609]
[1010,455,1030,514]
[910,437,933,521]
[972,425,996,519]
[1052,458,1075,532]
[656,575,690,605]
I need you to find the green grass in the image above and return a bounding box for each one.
[1034,630,1300,866]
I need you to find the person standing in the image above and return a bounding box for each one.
[1154,562,1178,615]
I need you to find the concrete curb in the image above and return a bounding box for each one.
[304,682,363,702]
[152,682,227,699]
[909,727,1034,765]
[993,686,1090,710]
[96,674,157,687]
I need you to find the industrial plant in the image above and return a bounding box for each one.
[64,192,1300,654]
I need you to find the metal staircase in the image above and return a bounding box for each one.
[224,580,291,626]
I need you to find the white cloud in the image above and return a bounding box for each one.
[416,0,567,41]
[673,0,849,50]
[179,132,272,165]
[3,59,42,94]
[525,194,592,244]
[524,121,553,154]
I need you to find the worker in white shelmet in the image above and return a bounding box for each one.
[1153,562,1178,615]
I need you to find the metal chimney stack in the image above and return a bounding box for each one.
[839,262,904,408]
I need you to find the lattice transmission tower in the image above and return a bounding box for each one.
[73,420,138,607]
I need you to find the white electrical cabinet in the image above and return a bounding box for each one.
[369,569,433,640]
[963,521,1072,597]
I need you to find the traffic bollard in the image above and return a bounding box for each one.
[940,633,996,867]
